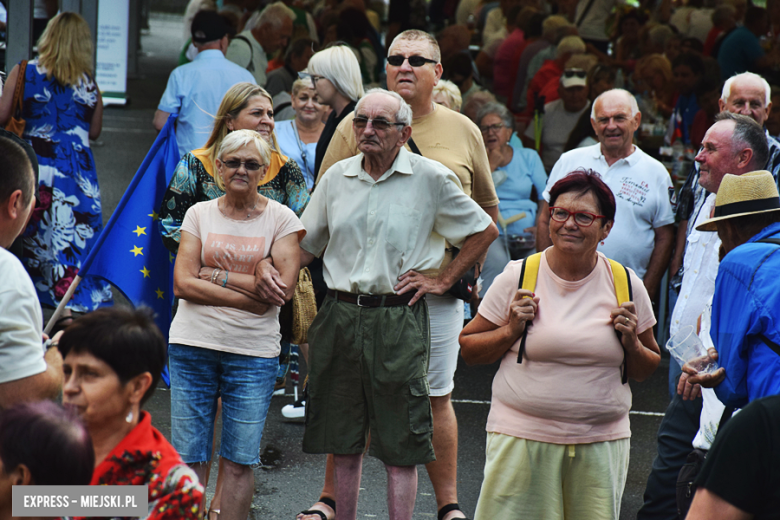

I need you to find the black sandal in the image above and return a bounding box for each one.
[298,496,335,520]
[438,503,470,520]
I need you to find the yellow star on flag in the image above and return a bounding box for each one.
[169,252,175,264]
[130,245,143,257]
[148,210,159,221]
[155,288,165,299]
[140,266,151,278]
[133,226,147,237]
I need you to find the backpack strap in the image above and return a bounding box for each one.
[407,137,423,156]
[516,252,542,363]
[608,259,632,384]
[233,35,255,72]
[757,238,780,245]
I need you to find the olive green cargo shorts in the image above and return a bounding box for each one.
[302,294,435,466]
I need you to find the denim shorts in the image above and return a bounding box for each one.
[169,344,277,466]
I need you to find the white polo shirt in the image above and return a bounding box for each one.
[543,143,675,279]
[301,147,493,294]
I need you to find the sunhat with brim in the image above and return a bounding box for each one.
[696,170,780,231]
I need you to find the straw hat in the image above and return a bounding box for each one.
[696,170,780,231]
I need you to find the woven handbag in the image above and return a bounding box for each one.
[5,61,27,137]
[292,267,317,344]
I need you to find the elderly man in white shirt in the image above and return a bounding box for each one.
[536,88,675,301]
[258,89,496,520]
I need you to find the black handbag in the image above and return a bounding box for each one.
[676,406,734,519]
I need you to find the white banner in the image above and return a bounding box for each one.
[96,0,129,105]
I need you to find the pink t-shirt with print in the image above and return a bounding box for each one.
[169,198,305,358]
[478,250,655,445]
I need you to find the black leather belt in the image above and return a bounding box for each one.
[327,289,417,307]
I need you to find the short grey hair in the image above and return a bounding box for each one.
[257,2,295,29]
[714,112,769,169]
[591,88,640,119]
[389,29,441,63]
[216,129,272,191]
[721,72,771,106]
[355,88,413,126]
[476,102,515,132]
[307,45,365,102]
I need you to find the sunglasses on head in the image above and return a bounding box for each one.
[563,69,587,79]
[387,55,438,67]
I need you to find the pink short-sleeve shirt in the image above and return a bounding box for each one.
[478,250,655,444]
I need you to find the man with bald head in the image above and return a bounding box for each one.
[537,88,675,301]
[297,89,496,520]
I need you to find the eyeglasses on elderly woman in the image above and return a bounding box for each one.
[549,206,606,227]
[479,123,505,134]
[222,159,264,171]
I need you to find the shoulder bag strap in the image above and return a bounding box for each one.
[291,120,311,180]
[407,137,423,156]
[608,259,632,384]
[516,252,542,363]
[12,61,28,118]
[233,35,254,72]
[574,0,599,27]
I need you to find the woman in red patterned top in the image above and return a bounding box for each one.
[60,307,204,520]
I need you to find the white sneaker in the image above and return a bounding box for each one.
[281,399,305,421]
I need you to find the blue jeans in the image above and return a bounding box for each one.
[169,344,277,466]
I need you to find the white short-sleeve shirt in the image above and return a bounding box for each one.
[301,147,493,294]
[543,143,675,279]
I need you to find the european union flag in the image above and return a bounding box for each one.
[79,115,180,382]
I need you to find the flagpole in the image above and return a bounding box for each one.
[43,275,82,336]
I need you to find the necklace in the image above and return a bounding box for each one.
[219,197,258,219]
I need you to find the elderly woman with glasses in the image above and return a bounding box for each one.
[476,102,547,294]
[170,129,305,520]
[460,170,660,520]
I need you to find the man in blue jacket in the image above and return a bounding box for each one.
[688,169,780,406]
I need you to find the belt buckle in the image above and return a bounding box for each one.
[356,294,369,307]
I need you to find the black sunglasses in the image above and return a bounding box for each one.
[563,69,587,79]
[387,55,438,67]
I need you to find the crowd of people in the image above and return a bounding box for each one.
[2,0,780,519]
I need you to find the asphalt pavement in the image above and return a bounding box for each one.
[92,13,671,519]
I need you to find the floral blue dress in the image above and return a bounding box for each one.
[20,59,111,311]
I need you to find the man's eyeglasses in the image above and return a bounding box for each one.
[222,159,264,171]
[387,55,438,67]
[353,116,405,131]
[479,123,504,134]
[549,207,605,227]
[562,69,587,79]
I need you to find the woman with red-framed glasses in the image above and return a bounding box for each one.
[461,169,661,519]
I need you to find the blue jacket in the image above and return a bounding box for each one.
[711,222,780,408]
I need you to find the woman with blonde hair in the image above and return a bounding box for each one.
[0,12,111,315]
[159,83,309,520]
[306,44,364,176]
[275,78,328,191]
[170,129,303,520]
[160,82,309,253]
[433,79,463,111]
[635,53,675,119]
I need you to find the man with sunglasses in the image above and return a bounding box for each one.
[297,89,497,520]
[314,29,499,520]
[536,88,675,303]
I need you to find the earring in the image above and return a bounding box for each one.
[126,410,133,423]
